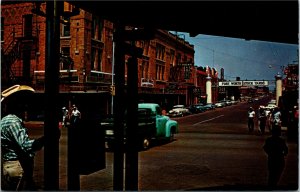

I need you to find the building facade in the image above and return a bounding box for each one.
[1,2,218,115]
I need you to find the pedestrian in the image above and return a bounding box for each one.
[1,85,45,190]
[258,106,267,134]
[248,107,255,132]
[263,126,288,188]
[62,106,69,127]
[265,109,272,132]
[70,104,81,125]
[271,107,282,135]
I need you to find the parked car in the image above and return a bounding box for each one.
[187,104,201,114]
[215,101,226,108]
[204,103,216,110]
[225,100,232,106]
[168,105,190,117]
[194,104,207,112]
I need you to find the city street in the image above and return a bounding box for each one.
[27,98,298,190]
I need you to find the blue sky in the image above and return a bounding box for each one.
[173,32,298,88]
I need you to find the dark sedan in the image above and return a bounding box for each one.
[204,103,216,110]
[187,104,201,114]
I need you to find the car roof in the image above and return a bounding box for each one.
[173,105,185,107]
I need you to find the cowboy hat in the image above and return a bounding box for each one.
[1,85,35,102]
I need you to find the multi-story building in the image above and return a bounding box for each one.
[1,2,203,115]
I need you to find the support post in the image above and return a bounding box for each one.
[44,0,61,190]
[113,22,126,191]
[206,75,212,104]
[125,55,139,190]
[275,72,282,106]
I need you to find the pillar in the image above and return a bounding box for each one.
[206,75,212,104]
[44,0,61,190]
[275,72,282,106]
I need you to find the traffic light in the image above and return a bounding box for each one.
[110,85,115,96]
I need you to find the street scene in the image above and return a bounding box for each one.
[25,96,298,190]
[1,1,298,191]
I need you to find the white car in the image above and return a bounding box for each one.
[215,101,226,108]
[168,105,190,117]
[265,104,277,110]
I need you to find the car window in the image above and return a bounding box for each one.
[156,106,162,115]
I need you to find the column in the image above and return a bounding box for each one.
[275,72,282,106]
[206,75,212,104]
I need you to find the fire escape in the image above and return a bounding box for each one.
[1,26,38,88]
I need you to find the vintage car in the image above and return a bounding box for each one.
[102,103,178,150]
[168,105,190,117]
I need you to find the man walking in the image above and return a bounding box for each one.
[248,107,255,132]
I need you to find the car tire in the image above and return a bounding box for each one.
[169,127,175,142]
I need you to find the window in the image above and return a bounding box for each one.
[142,40,150,56]
[156,43,165,61]
[60,47,72,70]
[156,63,165,81]
[1,17,4,42]
[23,14,32,37]
[91,47,103,71]
[140,60,149,78]
[92,16,103,41]
[176,53,181,64]
[183,55,187,62]
[170,49,175,66]
[61,16,70,36]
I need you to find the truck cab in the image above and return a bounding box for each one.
[138,103,179,140]
[102,103,179,150]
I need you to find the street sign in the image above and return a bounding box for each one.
[218,80,269,87]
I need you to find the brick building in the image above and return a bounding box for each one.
[1,2,217,115]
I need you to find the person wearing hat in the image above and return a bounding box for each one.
[248,107,255,133]
[1,85,45,190]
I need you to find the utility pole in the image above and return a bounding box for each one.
[111,35,115,114]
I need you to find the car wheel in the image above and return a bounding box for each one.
[169,127,175,142]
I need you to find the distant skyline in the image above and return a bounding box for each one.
[172,31,298,89]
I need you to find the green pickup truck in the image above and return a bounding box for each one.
[102,103,179,150]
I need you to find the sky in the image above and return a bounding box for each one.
[173,32,299,89]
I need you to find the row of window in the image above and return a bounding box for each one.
[2,12,193,83]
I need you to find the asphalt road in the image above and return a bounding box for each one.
[27,98,298,191]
